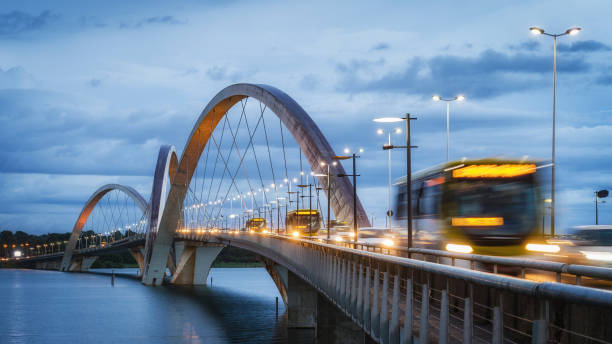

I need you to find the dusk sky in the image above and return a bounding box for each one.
[0,0,611,234]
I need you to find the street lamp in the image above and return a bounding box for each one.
[375,127,403,228]
[333,148,363,243]
[373,115,418,250]
[432,94,465,161]
[595,190,609,225]
[530,25,581,236]
[318,161,337,240]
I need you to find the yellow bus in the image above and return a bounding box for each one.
[287,209,322,237]
[394,158,547,256]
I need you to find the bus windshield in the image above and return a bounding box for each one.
[452,180,536,229]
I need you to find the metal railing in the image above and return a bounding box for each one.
[179,230,612,343]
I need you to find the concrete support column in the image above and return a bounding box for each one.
[287,270,372,344]
[128,247,145,276]
[170,242,223,285]
[67,256,98,272]
[288,271,318,342]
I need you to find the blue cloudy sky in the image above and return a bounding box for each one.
[0,0,611,234]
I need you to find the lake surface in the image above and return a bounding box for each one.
[0,268,287,343]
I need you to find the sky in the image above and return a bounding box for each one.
[0,0,611,234]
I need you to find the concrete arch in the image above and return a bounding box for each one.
[60,184,148,271]
[142,83,370,285]
[143,145,178,275]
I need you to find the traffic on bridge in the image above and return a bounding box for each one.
[1,3,611,343]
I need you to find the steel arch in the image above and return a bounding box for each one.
[142,83,371,285]
[60,184,148,271]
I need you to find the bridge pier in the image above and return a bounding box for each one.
[128,248,145,276]
[67,256,98,272]
[169,241,223,285]
[35,259,62,270]
[287,271,372,344]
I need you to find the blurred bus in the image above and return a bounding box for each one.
[394,158,546,256]
[245,218,266,232]
[287,209,322,237]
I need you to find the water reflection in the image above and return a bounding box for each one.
[0,268,287,344]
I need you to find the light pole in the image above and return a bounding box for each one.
[595,190,609,225]
[374,115,418,251]
[334,148,363,244]
[317,161,336,240]
[530,26,581,236]
[376,127,403,228]
[432,95,465,161]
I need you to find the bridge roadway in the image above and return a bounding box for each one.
[13,229,612,343]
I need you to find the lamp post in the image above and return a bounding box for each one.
[595,190,609,225]
[530,25,581,236]
[374,115,418,251]
[376,127,403,228]
[333,148,363,244]
[432,95,465,161]
[317,162,336,240]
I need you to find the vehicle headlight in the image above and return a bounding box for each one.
[334,236,343,242]
[292,231,300,237]
[382,239,394,247]
[580,251,612,262]
[525,243,560,253]
[445,243,473,254]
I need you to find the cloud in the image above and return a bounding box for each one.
[557,40,611,53]
[508,40,540,51]
[0,10,58,37]
[336,49,590,99]
[371,42,390,51]
[0,66,36,89]
[89,78,102,87]
[205,65,254,82]
[597,75,612,85]
[120,15,186,29]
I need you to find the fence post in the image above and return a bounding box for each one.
[531,299,548,344]
[364,265,372,334]
[351,261,358,317]
[463,283,473,344]
[357,263,364,326]
[390,273,400,344]
[380,271,390,344]
[492,291,504,344]
[372,268,380,339]
[402,276,413,344]
[439,281,449,344]
[419,281,430,344]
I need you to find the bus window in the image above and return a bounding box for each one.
[419,184,440,216]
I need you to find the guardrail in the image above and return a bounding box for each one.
[306,235,612,287]
[199,231,612,343]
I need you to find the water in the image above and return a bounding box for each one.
[0,268,287,343]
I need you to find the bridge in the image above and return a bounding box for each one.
[6,83,612,343]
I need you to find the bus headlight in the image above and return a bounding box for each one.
[334,236,343,242]
[382,239,394,247]
[525,243,560,253]
[580,251,612,262]
[445,243,473,254]
[292,231,300,237]
[262,229,269,234]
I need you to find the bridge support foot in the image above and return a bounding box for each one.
[128,247,145,276]
[287,271,371,344]
[36,260,62,270]
[169,242,223,285]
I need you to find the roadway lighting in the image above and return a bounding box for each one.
[373,114,417,250]
[333,150,362,243]
[530,27,544,35]
[432,94,465,161]
[529,25,581,236]
[377,127,404,229]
